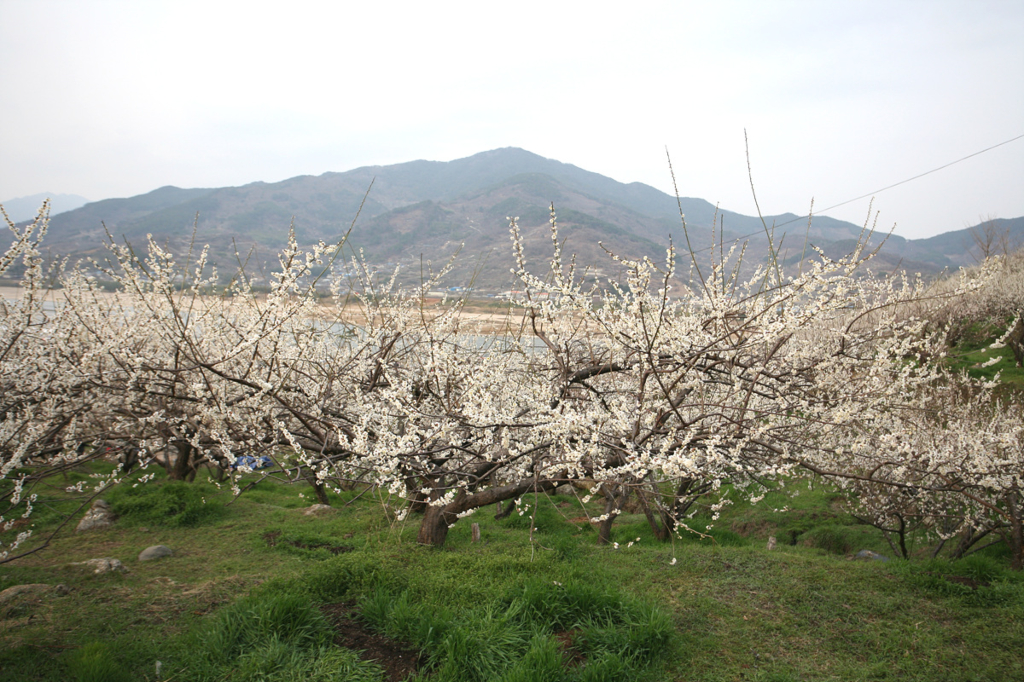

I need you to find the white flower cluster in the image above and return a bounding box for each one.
[2,202,1020,567]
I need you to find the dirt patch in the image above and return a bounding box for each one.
[919,572,990,590]
[320,602,421,682]
[942,574,990,590]
[262,531,353,555]
[731,519,773,537]
[2,518,32,532]
[553,629,585,667]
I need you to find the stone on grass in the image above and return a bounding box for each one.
[0,583,52,605]
[303,504,333,516]
[554,484,574,496]
[854,549,889,562]
[71,557,127,574]
[138,545,173,561]
[76,499,116,532]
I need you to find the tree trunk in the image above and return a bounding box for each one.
[673,478,711,518]
[418,505,452,546]
[597,514,618,545]
[637,485,670,541]
[952,526,996,560]
[996,524,1023,571]
[169,441,195,481]
[1006,494,1023,571]
[896,514,909,560]
[305,473,330,506]
[121,446,139,474]
[597,486,627,545]
[416,476,562,547]
[1006,314,1024,368]
[408,489,429,515]
[494,500,514,520]
[1010,530,1022,571]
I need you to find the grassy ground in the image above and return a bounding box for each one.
[945,319,1024,395]
[1,469,1022,682]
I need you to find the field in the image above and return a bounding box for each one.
[4,207,1024,682]
[2,466,1022,682]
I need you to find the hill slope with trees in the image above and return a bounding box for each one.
[7,148,1019,289]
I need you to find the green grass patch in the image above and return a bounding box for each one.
[107,479,226,528]
[798,523,860,555]
[351,576,676,681]
[892,554,1024,607]
[63,641,133,682]
[183,592,383,681]
[3,467,1024,681]
[945,317,1024,392]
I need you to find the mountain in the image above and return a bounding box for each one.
[5,149,1021,289]
[1,193,90,223]
[817,217,1024,274]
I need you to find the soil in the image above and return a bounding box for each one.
[919,571,990,589]
[941,574,990,589]
[320,602,421,682]
[262,530,353,555]
[553,629,586,667]
[730,519,775,538]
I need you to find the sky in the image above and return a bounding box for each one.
[1,0,1022,240]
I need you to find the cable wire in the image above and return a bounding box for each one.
[685,132,1024,254]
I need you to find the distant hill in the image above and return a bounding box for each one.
[1,193,90,223]
[5,149,1022,289]
[817,216,1024,274]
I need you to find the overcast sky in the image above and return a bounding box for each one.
[1,0,1021,239]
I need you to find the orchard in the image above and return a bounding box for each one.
[2,201,1021,570]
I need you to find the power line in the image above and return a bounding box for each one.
[686,132,1024,254]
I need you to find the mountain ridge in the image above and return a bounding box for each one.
[4,148,1021,288]
[0,192,90,223]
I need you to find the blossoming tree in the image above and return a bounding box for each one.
[3,200,1020,567]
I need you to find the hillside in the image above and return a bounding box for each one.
[0,193,90,223]
[2,466,1021,682]
[6,149,1022,290]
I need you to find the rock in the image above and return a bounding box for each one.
[71,557,127,574]
[303,504,333,516]
[766,536,777,551]
[138,545,173,561]
[554,484,574,496]
[0,583,52,605]
[75,499,116,532]
[854,549,889,562]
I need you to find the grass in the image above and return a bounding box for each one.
[349,579,675,681]
[2,467,1023,681]
[945,319,1024,393]
[107,479,227,528]
[184,592,384,681]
